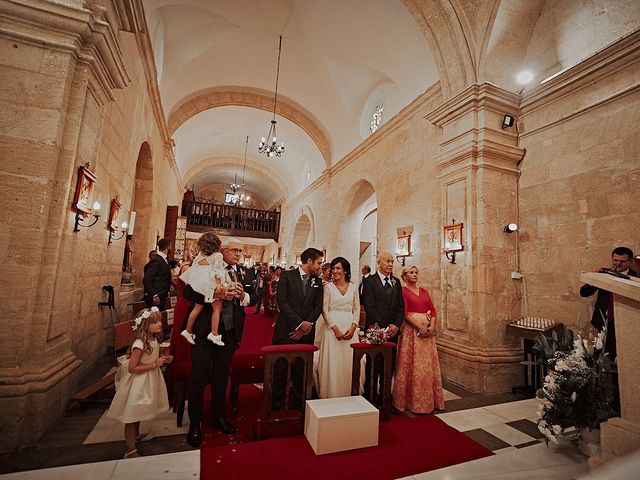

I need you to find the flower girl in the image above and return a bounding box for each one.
[180,232,227,346]
[106,307,172,458]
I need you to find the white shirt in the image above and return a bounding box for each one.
[224,262,250,306]
[157,251,168,262]
[377,270,395,286]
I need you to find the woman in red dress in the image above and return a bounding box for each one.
[393,265,445,414]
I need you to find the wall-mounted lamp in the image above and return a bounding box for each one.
[108,221,128,244]
[74,201,101,232]
[443,220,464,264]
[107,197,127,244]
[504,223,519,233]
[396,231,412,267]
[502,114,515,129]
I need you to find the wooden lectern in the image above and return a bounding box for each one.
[580,272,640,467]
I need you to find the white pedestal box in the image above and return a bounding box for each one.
[304,395,379,455]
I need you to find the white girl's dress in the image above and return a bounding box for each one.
[106,339,169,423]
[179,251,226,302]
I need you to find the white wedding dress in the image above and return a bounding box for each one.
[317,282,361,398]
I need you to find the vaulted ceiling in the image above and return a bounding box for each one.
[143,0,439,206]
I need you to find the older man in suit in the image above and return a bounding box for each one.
[142,238,171,310]
[184,237,256,446]
[361,252,404,405]
[272,247,324,410]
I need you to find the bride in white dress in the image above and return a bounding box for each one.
[317,257,361,398]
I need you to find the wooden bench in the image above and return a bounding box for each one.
[350,342,395,420]
[70,320,135,404]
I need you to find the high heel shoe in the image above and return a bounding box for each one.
[124,449,140,458]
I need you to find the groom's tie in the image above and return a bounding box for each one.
[302,274,309,297]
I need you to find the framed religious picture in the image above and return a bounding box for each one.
[73,165,97,214]
[108,198,122,230]
[443,222,464,252]
[397,234,411,257]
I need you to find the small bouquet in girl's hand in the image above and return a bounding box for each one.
[365,323,387,344]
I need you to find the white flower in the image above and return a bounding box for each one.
[594,333,604,350]
[552,424,562,435]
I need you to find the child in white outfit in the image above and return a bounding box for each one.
[106,307,172,458]
[180,232,226,346]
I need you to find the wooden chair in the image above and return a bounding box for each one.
[255,344,318,439]
[350,342,395,420]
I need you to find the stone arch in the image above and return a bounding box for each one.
[401,0,478,99]
[290,210,313,264]
[130,142,154,287]
[335,179,378,270]
[167,86,332,170]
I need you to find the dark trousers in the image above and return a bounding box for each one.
[254,288,264,312]
[363,345,397,402]
[271,356,305,411]
[187,324,238,426]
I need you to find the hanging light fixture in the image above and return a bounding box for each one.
[229,136,251,206]
[258,36,285,158]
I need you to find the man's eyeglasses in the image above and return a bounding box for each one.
[225,248,243,254]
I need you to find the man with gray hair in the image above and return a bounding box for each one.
[185,236,256,446]
[361,252,404,406]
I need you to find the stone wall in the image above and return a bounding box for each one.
[0,0,182,452]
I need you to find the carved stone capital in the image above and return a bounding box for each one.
[0,0,130,99]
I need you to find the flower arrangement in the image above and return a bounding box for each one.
[365,324,387,344]
[534,324,617,444]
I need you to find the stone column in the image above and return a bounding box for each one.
[0,0,129,452]
[425,83,525,393]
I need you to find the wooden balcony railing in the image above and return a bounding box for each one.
[182,200,280,241]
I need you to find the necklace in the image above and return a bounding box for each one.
[334,280,349,295]
[407,284,420,295]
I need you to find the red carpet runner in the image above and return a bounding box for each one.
[200,311,493,478]
[201,414,493,479]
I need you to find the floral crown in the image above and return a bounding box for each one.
[132,307,159,331]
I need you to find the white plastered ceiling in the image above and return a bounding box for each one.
[143,0,439,205]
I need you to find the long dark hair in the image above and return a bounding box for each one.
[330,256,351,282]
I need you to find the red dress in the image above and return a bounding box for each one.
[393,287,445,413]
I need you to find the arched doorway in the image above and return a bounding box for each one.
[291,213,312,266]
[336,180,377,269]
[130,142,154,287]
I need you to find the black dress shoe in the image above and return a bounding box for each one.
[391,406,402,416]
[210,416,237,434]
[187,424,201,448]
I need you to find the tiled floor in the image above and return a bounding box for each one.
[0,381,596,480]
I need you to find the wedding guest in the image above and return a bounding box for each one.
[106,307,172,458]
[321,263,332,284]
[265,267,282,319]
[361,252,404,405]
[393,265,444,414]
[317,257,360,398]
[185,238,255,445]
[359,264,371,299]
[143,239,172,310]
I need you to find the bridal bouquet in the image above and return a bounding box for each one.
[364,324,387,344]
[535,325,616,444]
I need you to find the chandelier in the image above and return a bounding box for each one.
[258,36,285,157]
[229,136,251,206]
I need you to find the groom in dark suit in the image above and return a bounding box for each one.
[272,247,324,409]
[361,252,404,403]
